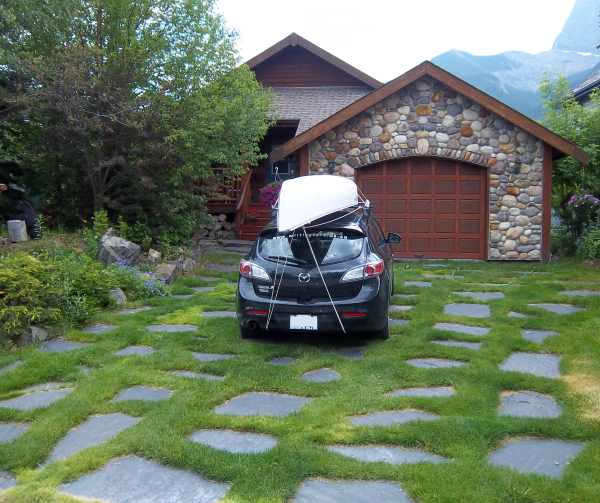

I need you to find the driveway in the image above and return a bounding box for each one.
[1,257,600,502]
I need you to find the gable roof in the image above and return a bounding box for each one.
[271,86,371,135]
[245,33,382,90]
[573,69,600,101]
[273,61,588,165]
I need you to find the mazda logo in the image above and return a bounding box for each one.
[298,272,311,283]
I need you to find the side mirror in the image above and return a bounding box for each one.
[385,232,402,244]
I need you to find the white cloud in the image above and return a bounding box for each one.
[217,0,577,82]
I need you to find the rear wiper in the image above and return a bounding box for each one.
[266,255,306,265]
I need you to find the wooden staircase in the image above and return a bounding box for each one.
[238,204,272,240]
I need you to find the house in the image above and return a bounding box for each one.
[210,33,588,261]
[573,71,600,107]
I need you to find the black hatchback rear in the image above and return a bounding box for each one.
[237,209,399,339]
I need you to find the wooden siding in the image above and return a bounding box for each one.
[253,46,370,88]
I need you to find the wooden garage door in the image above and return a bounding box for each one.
[357,157,487,259]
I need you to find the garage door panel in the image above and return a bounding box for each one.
[357,158,486,259]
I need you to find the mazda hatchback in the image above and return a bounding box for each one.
[237,208,400,339]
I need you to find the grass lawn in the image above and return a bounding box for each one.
[1,253,600,502]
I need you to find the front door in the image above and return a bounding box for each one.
[268,146,297,183]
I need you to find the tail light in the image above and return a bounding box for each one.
[239,260,271,282]
[341,254,385,283]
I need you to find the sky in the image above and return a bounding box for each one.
[217,0,576,82]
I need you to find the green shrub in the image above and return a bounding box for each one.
[551,224,577,257]
[0,246,164,342]
[82,209,110,256]
[579,224,600,260]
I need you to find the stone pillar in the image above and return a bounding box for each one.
[7,220,28,242]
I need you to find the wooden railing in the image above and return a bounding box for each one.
[206,167,245,212]
[234,169,253,235]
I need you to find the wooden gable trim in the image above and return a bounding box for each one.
[245,33,382,90]
[272,61,589,165]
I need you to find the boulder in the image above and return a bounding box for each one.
[98,229,141,266]
[147,249,161,264]
[155,263,178,284]
[109,288,127,305]
[19,325,50,346]
[181,258,197,274]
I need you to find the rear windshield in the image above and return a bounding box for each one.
[258,229,364,265]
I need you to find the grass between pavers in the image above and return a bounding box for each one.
[0,258,600,502]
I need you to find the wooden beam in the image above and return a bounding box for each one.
[542,143,554,262]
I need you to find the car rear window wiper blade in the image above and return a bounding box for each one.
[266,255,306,265]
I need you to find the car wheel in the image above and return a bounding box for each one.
[374,316,390,340]
[240,324,258,339]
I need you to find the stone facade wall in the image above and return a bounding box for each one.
[308,77,545,260]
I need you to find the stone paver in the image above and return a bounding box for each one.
[508,311,528,319]
[0,361,23,375]
[499,391,562,418]
[404,281,431,288]
[189,429,277,454]
[0,471,16,491]
[406,358,466,369]
[0,423,30,444]
[387,386,456,398]
[328,445,448,465]
[333,347,364,360]
[444,303,491,319]
[389,318,409,328]
[48,413,141,463]
[293,479,414,503]
[559,289,600,297]
[59,455,230,502]
[214,392,312,417]
[270,357,297,366]
[522,330,558,344]
[114,345,155,357]
[206,263,238,273]
[488,438,586,479]
[301,368,341,383]
[423,273,464,280]
[192,287,215,293]
[112,386,172,402]
[349,409,440,427]
[528,303,585,315]
[423,264,446,268]
[202,311,237,318]
[499,352,561,379]
[196,276,219,282]
[82,324,116,334]
[117,306,152,315]
[147,324,197,333]
[434,323,490,337]
[454,291,505,301]
[394,294,417,300]
[171,294,194,300]
[171,370,225,381]
[432,340,482,350]
[39,338,91,353]
[0,384,73,411]
[390,305,413,313]
[192,352,236,362]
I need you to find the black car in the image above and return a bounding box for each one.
[237,207,400,339]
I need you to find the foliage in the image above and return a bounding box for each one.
[579,223,600,260]
[0,245,163,341]
[1,0,272,242]
[82,209,110,256]
[259,181,282,208]
[540,76,600,255]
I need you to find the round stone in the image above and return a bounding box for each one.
[370,125,383,137]
[416,138,429,154]
[415,104,432,116]
[301,368,341,383]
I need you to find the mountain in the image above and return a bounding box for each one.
[432,0,600,119]
[554,0,599,52]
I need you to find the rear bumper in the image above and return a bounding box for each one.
[237,277,388,334]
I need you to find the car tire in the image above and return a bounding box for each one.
[240,324,256,339]
[374,316,390,340]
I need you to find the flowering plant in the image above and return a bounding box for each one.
[259,181,282,208]
[568,193,600,208]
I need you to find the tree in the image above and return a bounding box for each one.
[0,0,272,240]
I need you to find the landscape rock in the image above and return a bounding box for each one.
[109,288,127,305]
[147,249,161,263]
[98,230,141,266]
[155,262,178,284]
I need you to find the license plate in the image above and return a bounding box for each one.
[290,315,318,331]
